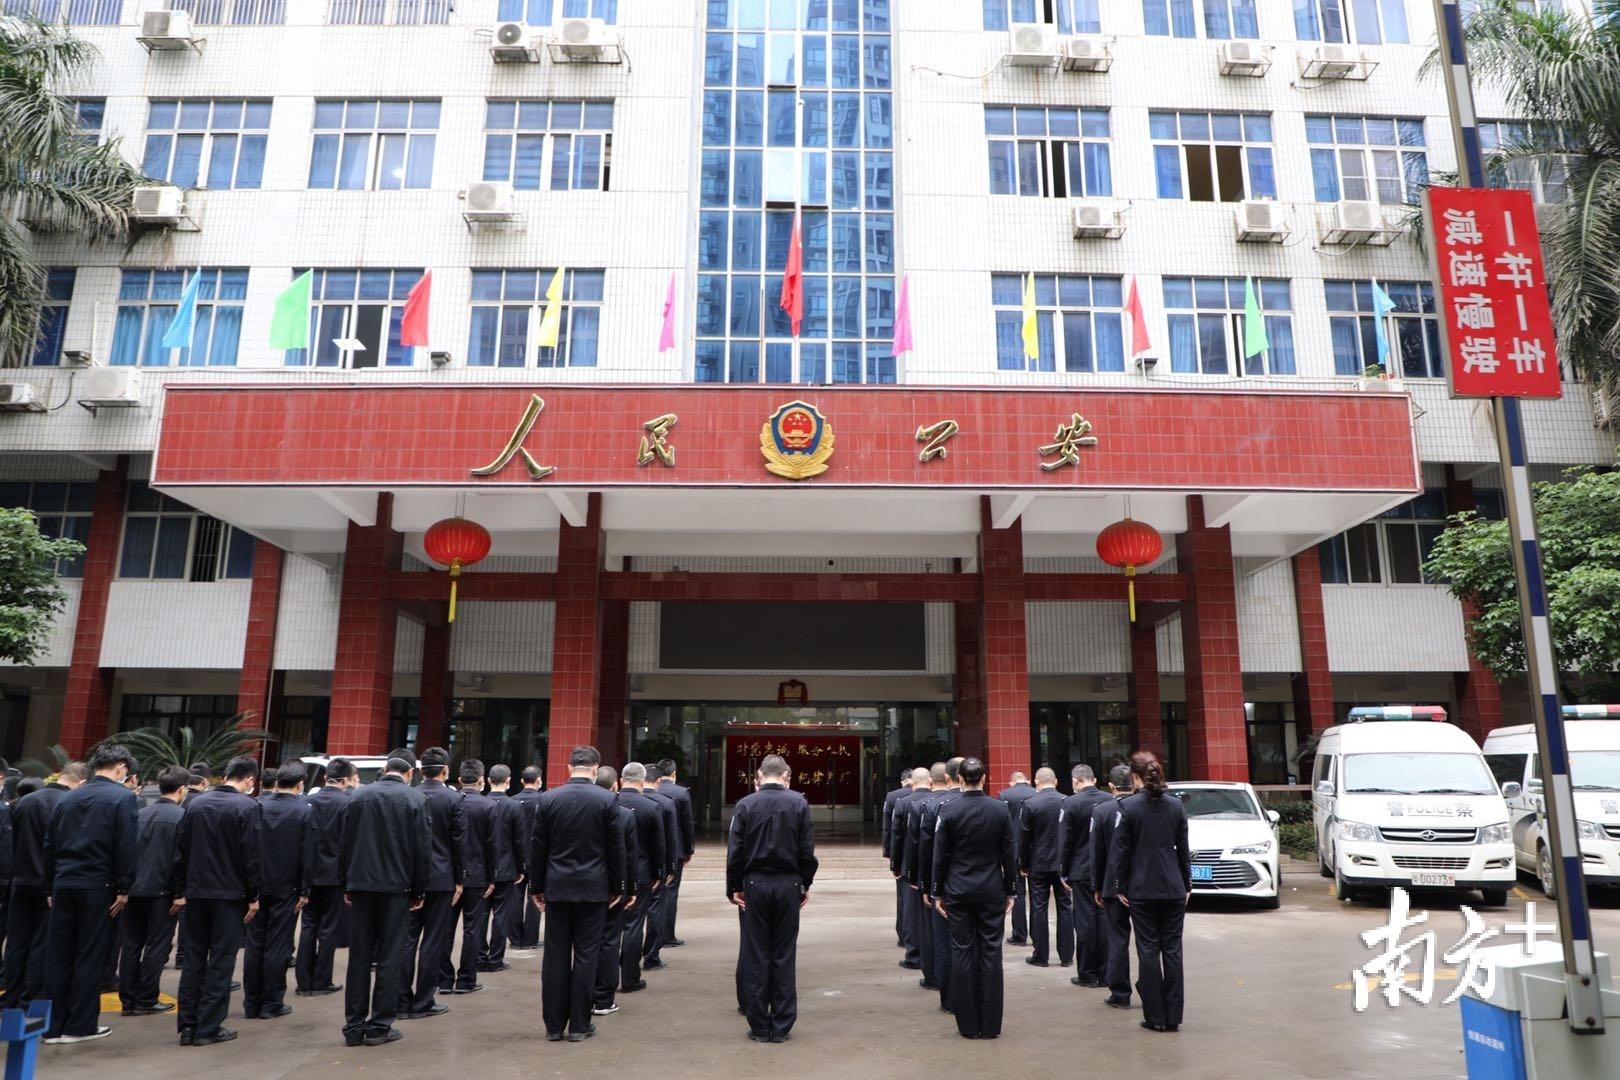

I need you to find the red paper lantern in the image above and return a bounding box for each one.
[1096,517,1163,622]
[423,517,492,623]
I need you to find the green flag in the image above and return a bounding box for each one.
[1242,276,1269,359]
[268,270,314,350]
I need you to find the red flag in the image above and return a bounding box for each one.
[779,212,803,336]
[400,269,431,347]
[1125,275,1151,357]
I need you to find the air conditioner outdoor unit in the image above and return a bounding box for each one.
[1061,35,1112,72]
[137,10,196,50]
[1218,40,1270,76]
[463,181,517,222]
[490,21,540,62]
[550,16,615,61]
[1301,42,1371,79]
[131,185,186,225]
[1071,200,1125,239]
[76,367,142,412]
[1005,23,1060,67]
[1334,199,1381,236]
[1234,200,1288,242]
[0,384,43,413]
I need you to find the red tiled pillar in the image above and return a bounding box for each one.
[329,493,402,755]
[59,456,128,756]
[237,540,284,725]
[1177,496,1247,781]
[418,615,451,749]
[548,494,604,784]
[1455,599,1504,742]
[954,599,986,761]
[596,599,630,765]
[1130,620,1164,761]
[978,497,1030,781]
[1291,548,1335,739]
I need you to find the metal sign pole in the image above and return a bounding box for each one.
[1431,0,1605,1033]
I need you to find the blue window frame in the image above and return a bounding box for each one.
[110,269,246,368]
[282,269,421,368]
[309,99,438,191]
[1164,277,1294,376]
[1150,111,1275,201]
[483,100,613,191]
[991,274,1126,374]
[1145,0,1256,38]
[28,270,75,367]
[0,0,123,24]
[467,268,604,369]
[172,0,286,24]
[1306,115,1428,204]
[496,0,617,22]
[983,0,1038,29]
[327,0,450,24]
[1325,279,1441,378]
[0,481,94,577]
[985,106,1111,198]
[1294,0,1407,44]
[118,482,254,582]
[143,99,270,190]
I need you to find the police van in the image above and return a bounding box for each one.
[1311,706,1515,906]
[1482,705,1620,899]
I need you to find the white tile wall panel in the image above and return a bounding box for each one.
[1027,602,1130,675]
[625,556,942,573]
[1157,614,1185,677]
[394,613,423,674]
[101,580,251,668]
[1236,560,1301,673]
[448,601,554,673]
[0,580,81,670]
[1322,584,1469,672]
[273,554,341,670]
[1026,556,1179,573]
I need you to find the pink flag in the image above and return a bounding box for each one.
[658,272,677,352]
[890,274,913,357]
[1126,275,1151,357]
[779,212,804,336]
[399,270,431,348]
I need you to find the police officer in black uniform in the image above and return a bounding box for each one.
[903,763,946,989]
[638,776,680,970]
[914,759,963,1007]
[509,765,545,951]
[727,754,818,1043]
[171,755,263,1047]
[295,757,355,997]
[1110,751,1191,1034]
[591,766,639,1017]
[653,760,695,948]
[1090,763,1135,1008]
[996,771,1036,946]
[1060,763,1114,987]
[339,755,431,1047]
[889,766,933,972]
[119,765,188,1016]
[933,757,1015,1041]
[481,763,525,973]
[450,759,495,994]
[529,746,627,1043]
[880,769,913,947]
[242,762,309,1020]
[400,746,465,1020]
[0,762,85,1011]
[614,763,666,995]
[1020,767,1073,969]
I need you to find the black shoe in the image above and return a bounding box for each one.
[195,1028,239,1046]
[228,981,242,992]
[242,1010,260,1020]
[747,1032,769,1043]
[898,959,921,970]
[959,1032,980,1040]
[364,1028,403,1047]
[1104,996,1132,1009]
[919,979,938,989]
[1072,976,1102,988]
[297,984,342,997]
[620,980,648,993]
[122,1003,175,1016]
[479,962,511,973]
[546,1033,564,1042]
[642,958,666,970]
[980,1033,1000,1040]
[939,1004,952,1014]
[178,1029,195,1046]
[451,984,484,994]
[1141,1020,1169,1033]
[567,1025,597,1042]
[592,1003,620,1016]
[770,1033,790,1043]
[1166,1025,1180,1032]
[668,938,686,948]
[1007,937,1028,946]
[1025,957,1049,967]
[345,1036,364,1047]
[261,1004,293,1019]
[402,1004,449,1020]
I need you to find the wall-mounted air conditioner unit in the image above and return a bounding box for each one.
[1061,35,1112,72]
[462,181,517,222]
[490,22,540,63]
[0,384,43,413]
[1300,43,1374,80]
[1234,200,1289,243]
[1071,200,1125,240]
[548,17,621,63]
[137,10,199,52]
[1218,40,1270,77]
[131,185,189,227]
[1320,200,1397,246]
[1006,23,1060,67]
[77,368,143,415]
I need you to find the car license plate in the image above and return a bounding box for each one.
[1411,872,1455,887]
[1190,865,1214,882]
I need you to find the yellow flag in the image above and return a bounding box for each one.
[537,267,566,348]
[1021,272,1038,360]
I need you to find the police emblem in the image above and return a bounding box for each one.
[760,400,835,480]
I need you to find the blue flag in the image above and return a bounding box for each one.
[160,270,203,352]
[1371,279,1396,367]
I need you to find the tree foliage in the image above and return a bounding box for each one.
[1424,469,1620,690]
[110,718,274,777]
[0,506,85,665]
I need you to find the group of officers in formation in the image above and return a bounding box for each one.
[883,752,1193,1037]
[0,742,700,1048]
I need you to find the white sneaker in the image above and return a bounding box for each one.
[53,1028,112,1044]
[592,1004,620,1016]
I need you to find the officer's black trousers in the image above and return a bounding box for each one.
[44,887,116,1039]
[946,901,1004,1039]
[620,889,648,989]
[481,882,512,967]
[1101,897,1132,999]
[118,895,177,1010]
[929,900,953,1008]
[594,901,625,1007]
[452,889,488,990]
[894,877,906,947]
[343,891,410,1041]
[916,885,936,987]
[0,884,49,1009]
[738,876,800,1040]
[294,884,343,992]
[541,899,606,1037]
[1009,875,1029,942]
[1130,898,1186,1029]
[902,884,925,967]
[640,883,666,962]
[399,889,454,1014]
[243,892,298,1015]
[1028,872,1074,966]
[664,860,684,941]
[1073,888,1103,981]
[176,897,246,1039]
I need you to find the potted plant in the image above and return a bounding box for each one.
[1358,362,1405,393]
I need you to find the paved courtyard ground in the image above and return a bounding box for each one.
[35,843,1620,1080]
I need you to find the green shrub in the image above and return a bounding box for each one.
[1273,800,1313,825]
[1279,822,1317,860]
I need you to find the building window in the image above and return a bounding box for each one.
[1294,0,1408,44]
[172,0,285,23]
[497,0,617,22]
[0,481,94,577]
[1326,279,1441,378]
[1307,115,1428,205]
[985,106,1111,198]
[71,99,104,142]
[483,100,613,191]
[110,269,247,368]
[467,268,604,368]
[1318,489,1450,585]
[1150,110,1275,202]
[991,274,1125,373]
[27,270,75,367]
[142,100,271,191]
[1480,121,1576,204]
[308,99,438,190]
[1144,0,1257,38]
[984,0,1098,31]
[118,482,255,582]
[1164,276,1295,376]
[119,694,241,740]
[698,0,895,385]
[326,0,450,24]
[282,269,422,368]
[1,0,123,24]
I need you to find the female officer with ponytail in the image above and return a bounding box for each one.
[1108,751,1191,1034]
